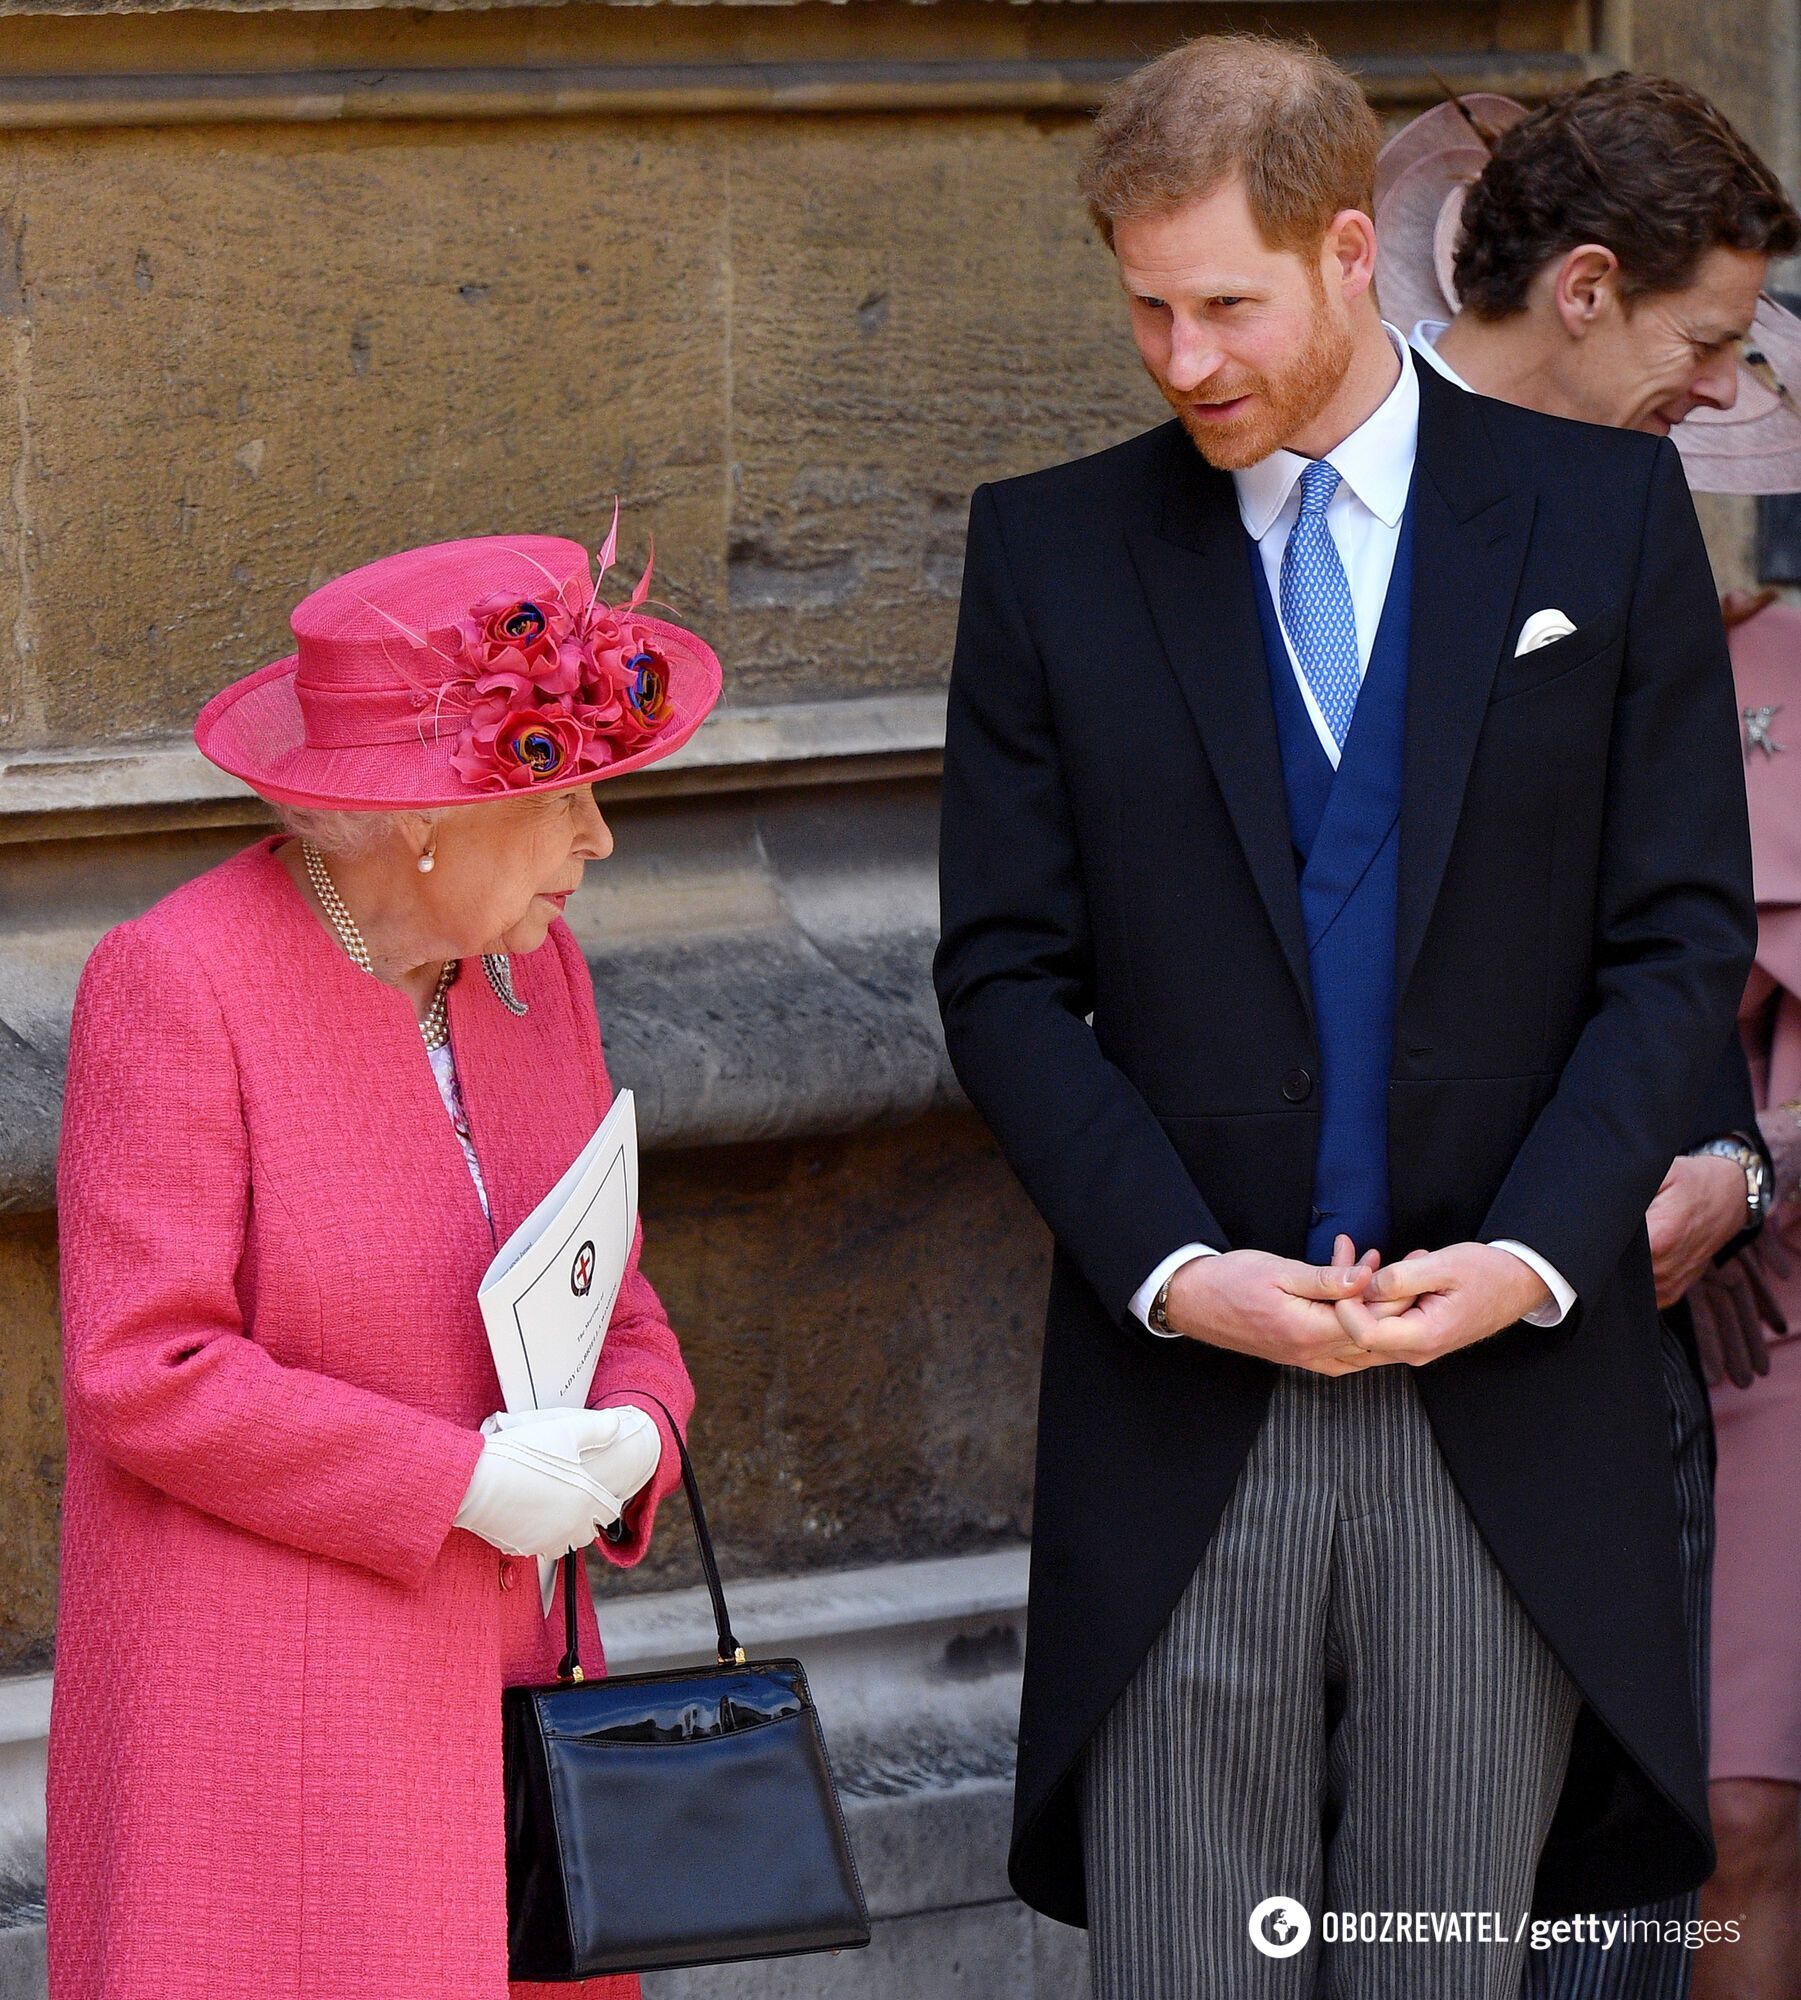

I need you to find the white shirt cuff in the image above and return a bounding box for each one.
[1488,1240,1576,1327]
[1131,1244,1217,1336]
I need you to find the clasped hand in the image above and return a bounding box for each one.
[1163,1236,1552,1375]
[454,1403,663,1560]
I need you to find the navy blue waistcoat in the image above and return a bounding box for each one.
[1247,498,1415,1263]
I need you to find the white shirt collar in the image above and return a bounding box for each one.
[1232,324,1420,542]
[1408,317,1473,392]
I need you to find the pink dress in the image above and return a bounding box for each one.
[1714,602,1801,1786]
[48,833,695,1998]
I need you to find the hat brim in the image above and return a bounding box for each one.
[1672,295,1801,495]
[1374,148,1487,333]
[194,612,723,810]
[1374,95,1528,210]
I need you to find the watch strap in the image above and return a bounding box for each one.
[1690,1135,1769,1229]
[1148,1275,1175,1334]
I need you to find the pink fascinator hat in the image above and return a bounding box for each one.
[1372,96,1529,337]
[195,513,722,809]
[1374,97,1801,495]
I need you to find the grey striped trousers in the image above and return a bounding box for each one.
[1081,1362,1582,1999]
[1520,1319,1713,2000]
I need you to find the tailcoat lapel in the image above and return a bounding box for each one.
[1395,367,1536,999]
[1127,428,1313,1018]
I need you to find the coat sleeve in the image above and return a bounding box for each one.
[549,922,695,1569]
[56,919,484,1586]
[932,481,1227,1330]
[1481,439,1758,1301]
[1685,1030,1769,1263]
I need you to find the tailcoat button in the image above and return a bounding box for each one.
[1281,1067,1314,1103]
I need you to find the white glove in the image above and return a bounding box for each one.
[453,1418,615,1560]
[483,1404,662,1525]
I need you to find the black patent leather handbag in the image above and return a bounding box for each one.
[501,1404,871,1981]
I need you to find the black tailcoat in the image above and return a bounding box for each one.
[934,366,1756,1925]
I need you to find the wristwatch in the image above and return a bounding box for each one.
[1148,1274,1177,1335]
[1690,1135,1771,1232]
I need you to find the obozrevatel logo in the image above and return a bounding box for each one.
[1248,1896,1312,1958]
[570,1240,596,1298]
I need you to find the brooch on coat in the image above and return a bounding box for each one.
[482,954,529,1017]
[1744,704,1785,758]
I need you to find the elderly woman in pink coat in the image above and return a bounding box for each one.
[48,528,719,2000]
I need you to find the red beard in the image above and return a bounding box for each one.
[1153,304,1356,470]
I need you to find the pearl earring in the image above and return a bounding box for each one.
[417,849,436,874]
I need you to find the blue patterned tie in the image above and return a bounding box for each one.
[1279,460,1360,752]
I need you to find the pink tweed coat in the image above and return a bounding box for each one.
[49,833,694,2000]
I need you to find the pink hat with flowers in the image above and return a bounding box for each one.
[194,512,721,809]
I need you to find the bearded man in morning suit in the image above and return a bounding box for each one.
[932,35,1756,2000]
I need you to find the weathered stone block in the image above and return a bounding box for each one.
[643,1900,1087,2000]
[723,112,1159,702]
[0,118,729,748]
[0,1217,58,1676]
[622,1107,1050,1598]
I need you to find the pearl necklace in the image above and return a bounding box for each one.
[302,841,457,1051]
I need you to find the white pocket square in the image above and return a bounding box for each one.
[1515,608,1578,656]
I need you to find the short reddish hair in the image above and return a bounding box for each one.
[1079,34,1384,255]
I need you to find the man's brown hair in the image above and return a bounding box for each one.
[1454,73,1801,317]
[1080,34,1384,256]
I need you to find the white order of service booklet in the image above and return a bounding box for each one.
[477,1088,638,1609]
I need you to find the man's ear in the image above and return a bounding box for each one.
[1551,243,1621,340]
[1323,207,1379,302]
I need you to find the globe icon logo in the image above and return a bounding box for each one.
[1248,1895,1312,1958]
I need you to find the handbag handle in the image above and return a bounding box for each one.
[559,1396,745,1681]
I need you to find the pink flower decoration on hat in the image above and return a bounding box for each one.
[468,594,571,669]
[426,505,680,793]
[451,690,606,791]
[625,646,673,728]
[580,643,671,749]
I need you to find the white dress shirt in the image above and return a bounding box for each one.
[1131,327,1575,1334]
[1409,318,1471,391]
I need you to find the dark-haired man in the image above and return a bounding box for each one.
[1427,74,1796,442]
[1403,72,1801,2000]
[936,30,1756,2000]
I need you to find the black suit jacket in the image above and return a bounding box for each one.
[934,365,1756,1925]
